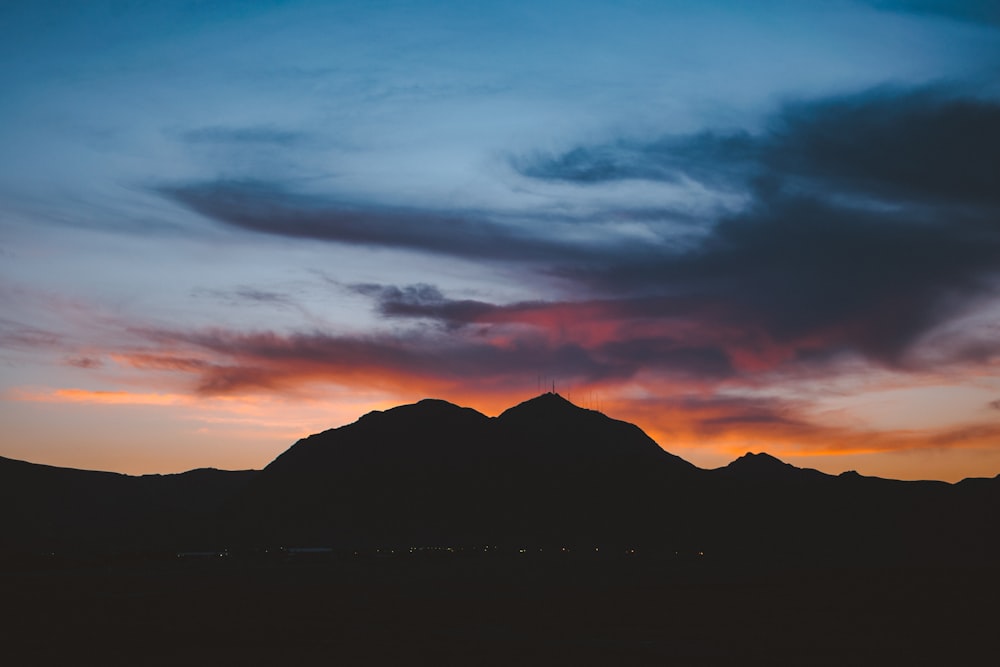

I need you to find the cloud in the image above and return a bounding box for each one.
[119,326,622,396]
[177,125,310,147]
[350,249,998,378]
[519,87,1000,370]
[519,86,1000,207]
[350,282,706,332]
[763,87,1000,207]
[162,86,1000,381]
[112,352,211,373]
[0,318,62,350]
[192,286,298,309]
[158,180,607,262]
[621,392,1000,459]
[587,193,1000,365]
[346,282,738,376]
[9,388,188,406]
[514,131,757,190]
[349,282,519,328]
[64,356,102,369]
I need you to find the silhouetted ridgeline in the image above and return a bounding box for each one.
[3,393,999,565]
[0,456,256,554]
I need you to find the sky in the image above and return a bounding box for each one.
[2,0,999,481]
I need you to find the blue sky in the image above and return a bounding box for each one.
[2,0,999,479]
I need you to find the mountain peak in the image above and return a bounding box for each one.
[497,392,589,420]
[717,451,831,482]
[356,397,486,424]
[732,451,786,467]
[518,391,575,406]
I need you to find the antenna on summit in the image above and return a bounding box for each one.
[552,379,556,394]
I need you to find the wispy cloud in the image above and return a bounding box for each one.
[176,125,311,147]
[0,319,62,351]
[158,180,615,262]
[119,325,619,396]
[9,388,188,406]
[518,86,1000,206]
[64,356,102,369]
[191,285,299,309]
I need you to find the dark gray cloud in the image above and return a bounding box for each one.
[763,88,1000,207]
[348,283,736,379]
[350,282,712,328]
[520,87,1000,369]
[159,180,608,262]
[162,86,1000,376]
[581,191,1000,365]
[350,204,999,372]
[519,87,1000,208]
[349,282,513,328]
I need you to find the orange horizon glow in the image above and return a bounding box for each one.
[5,378,1000,483]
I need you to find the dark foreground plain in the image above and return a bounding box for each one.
[2,553,997,666]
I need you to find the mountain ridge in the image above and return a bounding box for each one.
[1,393,992,484]
[3,394,1000,564]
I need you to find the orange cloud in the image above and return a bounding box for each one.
[10,388,189,406]
[11,306,998,482]
[606,392,1000,466]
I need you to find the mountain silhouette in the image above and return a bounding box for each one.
[223,393,700,549]
[714,451,832,483]
[0,455,256,553]
[3,393,999,565]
